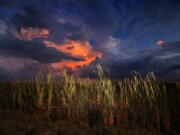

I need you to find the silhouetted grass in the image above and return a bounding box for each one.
[0,65,179,135]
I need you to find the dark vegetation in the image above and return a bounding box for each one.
[0,66,179,135]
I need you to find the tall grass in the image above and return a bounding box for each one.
[0,65,179,134]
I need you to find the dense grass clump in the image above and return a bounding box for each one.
[0,66,179,135]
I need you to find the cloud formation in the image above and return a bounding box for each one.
[0,0,179,80]
[0,38,82,63]
[80,40,180,80]
[44,40,102,69]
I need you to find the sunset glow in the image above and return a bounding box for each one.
[44,40,102,69]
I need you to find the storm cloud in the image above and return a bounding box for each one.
[0,0,180,80]
[0,38,83,63]
[80,40,180,80]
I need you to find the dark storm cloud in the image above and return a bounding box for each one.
[0,38,82,63]
[6,2,86,44]
[47,22,86,44]
[80,41,180,80]
[11,5,48,29]
[136,41,180,59]
[0,0,180,80]
[0,1,85,64]
[2,0,179,46]
[114,41,180,78]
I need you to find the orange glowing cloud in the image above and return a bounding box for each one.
[44,40,102,69]
[19,27,49,40]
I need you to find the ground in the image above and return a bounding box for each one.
[0,110,161,135]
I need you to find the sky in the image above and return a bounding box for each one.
[0,0,180,80]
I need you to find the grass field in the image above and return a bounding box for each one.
[0,66,179,135]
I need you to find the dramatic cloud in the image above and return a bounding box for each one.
[80,41,180,80]
[44,40,102,69]
[0,38,82,63]
[0,0,179,80]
